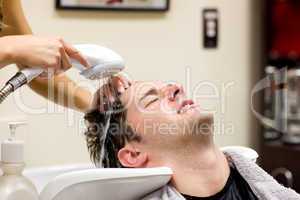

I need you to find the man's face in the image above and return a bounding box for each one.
[120,81,213,151]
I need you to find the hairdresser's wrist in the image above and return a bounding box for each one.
[0,36,15,67]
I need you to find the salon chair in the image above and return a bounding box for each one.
[24,146,258,200]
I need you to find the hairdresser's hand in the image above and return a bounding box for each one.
[4,35,89,74]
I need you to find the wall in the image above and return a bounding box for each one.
[0,0,262,167]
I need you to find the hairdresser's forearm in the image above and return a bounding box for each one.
[0,37,14,68]
[28,75,92,113]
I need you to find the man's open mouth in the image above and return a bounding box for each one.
[177,99,195,114]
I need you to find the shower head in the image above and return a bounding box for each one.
[73,44,125,80]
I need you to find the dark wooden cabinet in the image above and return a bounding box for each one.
[261,141,300,192]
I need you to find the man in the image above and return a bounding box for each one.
[84,79,300,200]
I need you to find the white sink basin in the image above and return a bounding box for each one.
[24,164,173,200]
[22,146,257,200]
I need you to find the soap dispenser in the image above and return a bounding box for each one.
[0,122,39,200]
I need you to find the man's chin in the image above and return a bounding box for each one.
[181,111,214,136]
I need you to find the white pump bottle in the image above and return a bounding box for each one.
[0,122,38,200]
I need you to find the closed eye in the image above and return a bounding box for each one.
[145,96,159,108]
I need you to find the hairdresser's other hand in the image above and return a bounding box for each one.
[112,74,131,95]
[92,74,131,110]
[4,35,89,74]
[100,74,131,102]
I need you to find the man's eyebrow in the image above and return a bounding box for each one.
[139,88,158,102]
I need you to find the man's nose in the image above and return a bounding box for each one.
[162,83,184,101]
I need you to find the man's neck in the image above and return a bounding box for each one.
[165,141,230,198]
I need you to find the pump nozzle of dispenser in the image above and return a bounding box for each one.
[1,121,27,164]
[8,122,27,141]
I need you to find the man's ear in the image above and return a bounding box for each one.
[118,144,147,168]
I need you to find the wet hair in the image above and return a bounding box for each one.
[84,80,141,168]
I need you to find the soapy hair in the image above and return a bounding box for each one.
[84,79,141,168]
